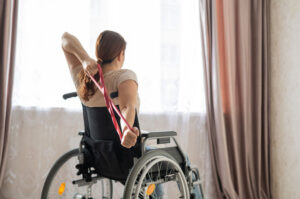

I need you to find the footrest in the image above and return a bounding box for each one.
[141,131,177,138]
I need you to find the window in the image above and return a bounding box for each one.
[13,0,205,113]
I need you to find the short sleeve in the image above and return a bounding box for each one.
[117,69,138,87]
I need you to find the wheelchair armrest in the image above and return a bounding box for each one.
[141,131,177,138]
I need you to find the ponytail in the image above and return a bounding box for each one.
[77,30,126,102]
[77,69,100,101]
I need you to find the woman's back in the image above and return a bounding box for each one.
[70,66,140,112]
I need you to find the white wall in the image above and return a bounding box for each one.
[270,0,300,198]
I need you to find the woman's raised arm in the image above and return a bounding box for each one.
[61,32,97,75]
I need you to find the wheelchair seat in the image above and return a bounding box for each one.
[141,131,187,168]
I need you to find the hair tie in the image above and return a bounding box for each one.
[97,58,103,64]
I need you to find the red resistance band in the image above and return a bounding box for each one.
[89,64,134,141]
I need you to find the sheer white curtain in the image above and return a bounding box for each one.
[0,0,216,198]
[13,0,205,113]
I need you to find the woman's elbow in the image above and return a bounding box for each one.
[61,32,71,49]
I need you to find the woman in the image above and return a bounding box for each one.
[61,30,139,149]
[61,30,202,199]
[61,30,170,198]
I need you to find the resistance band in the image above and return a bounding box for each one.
[89,64,134,141]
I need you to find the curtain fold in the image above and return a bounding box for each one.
[0,0,18,187]
[199,0,271,198]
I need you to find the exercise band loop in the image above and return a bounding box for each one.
[89,64,134,141]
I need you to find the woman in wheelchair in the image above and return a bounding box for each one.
[41,30,203,199]
[62,30,140,149]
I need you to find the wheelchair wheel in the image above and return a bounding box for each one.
[41,149,113,199]
[124,150,189,199]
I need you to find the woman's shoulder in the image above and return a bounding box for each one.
[109,68,136,76]
[119,68,137,77]
[109,69,138,86]
[119,69,137,83]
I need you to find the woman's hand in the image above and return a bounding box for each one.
[82,57,98,76]
[121,127,139,148]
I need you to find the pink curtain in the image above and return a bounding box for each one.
[199,0,271,198]
[0,0,18,187]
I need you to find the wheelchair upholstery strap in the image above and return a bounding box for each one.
[89,64,134,141]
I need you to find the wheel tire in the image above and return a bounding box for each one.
[191,170,204,199]
[41,148,113,199]
[123,149,189,199]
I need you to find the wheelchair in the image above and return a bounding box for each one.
[41,92,204,199]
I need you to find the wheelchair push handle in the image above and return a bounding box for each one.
[63,92,77,100]
[63,91,117,100]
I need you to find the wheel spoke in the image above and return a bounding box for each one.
[124,151,189,199]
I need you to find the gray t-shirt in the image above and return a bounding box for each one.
[70,66,140,112]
